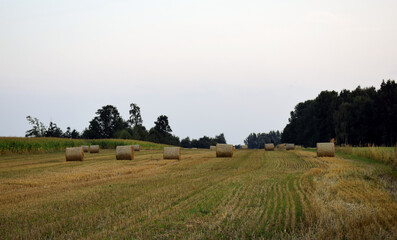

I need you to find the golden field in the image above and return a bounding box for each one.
[0,148,396,239]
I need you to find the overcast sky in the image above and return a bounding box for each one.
[1,0,396,144]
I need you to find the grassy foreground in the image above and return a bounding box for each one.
[0,149,396,239]
[0,137,168,154]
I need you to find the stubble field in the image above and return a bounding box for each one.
[1,148,396,239]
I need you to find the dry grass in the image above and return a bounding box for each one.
[337,146,396,165]
[0,148,396,239]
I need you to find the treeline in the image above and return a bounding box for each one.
[244,131,281,149]
[180,134,226,149]
[25,103,227,147]
[282,80,397,147]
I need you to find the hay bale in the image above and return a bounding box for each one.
[265,143,275,151]
[66,147,84,161]
[116,146,134,160]
[216,144,234,157]
[317,142,335,157]
[132,145,140,151]
[277,143,286,149]
[81,145,89,152]
[241,145,248,149]
[164,147,181,160]
[210,146,216,150]
[89,145,100,153]
[286,144,295,150]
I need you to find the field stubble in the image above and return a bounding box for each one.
[0,148,396,239]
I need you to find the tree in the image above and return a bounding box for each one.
[187,133,228,149]
[131,125,148,140]
[71,129,80,139]
[214,133,226,144]
[181,137,191,148]
[25,116,46,137]
[146,115,180,145]
[45,121,63,137]
[154,115,172,134]
[282,81,396,147]
[114,129,132,139]
[245,131,281,149]
[129,102,143,127]
[63,127,72,138]
[83,105,126,139]
[377,80,397,145]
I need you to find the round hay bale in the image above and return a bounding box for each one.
[277,143,286,149]
[164,147,181,160]
[241,145,248,149]
[216,144,234,157]
[66,147,84,161]
[116,146,134,160]
[132,145,140,151]
[210,146,216,150]
[286,144,295,150]
[81,145,89,152]
[317,142,335,157]
[265,143,275,151]
[90,145,100,153]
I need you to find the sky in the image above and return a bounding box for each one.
[1,0,397,144]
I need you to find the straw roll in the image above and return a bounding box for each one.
[286,144,295,150]
[265,143,275,151]
[216,144,234,157]
[317,142,335,157]
[90,145,100,153]
[132,145,140,151]
[81,145,89,152]
[66,147,84,161]
[116,146,134,160]
[164,147,181,160]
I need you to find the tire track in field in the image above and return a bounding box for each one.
[265,182,280,232]
[283,181,291,232]
[255,182,276,235]
[230,180,256,225]
[208,182,245,230]
[286,178,296,231]
[243,180,271,235]
[255,181,273,222]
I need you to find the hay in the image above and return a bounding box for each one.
[116,146,134,160]
[241,145,248,149]
[210,146,216,150]
[265,143,275,151]
[90,145,100,153]
[66,147,84,161]
[132,145,140,151]
[216,144,234,157]
[317,142,335,157]
[286,144,295,150]
[81,145,89,152]
[164,147,181,160]
[277,143,286,149]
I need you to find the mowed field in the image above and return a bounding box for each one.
[1,149,397,239]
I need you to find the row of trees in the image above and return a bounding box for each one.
[25,116,80,138]
[180,134,226,149]
[282,80,397,147]
[26,103,228,147]
[243,131,281,149]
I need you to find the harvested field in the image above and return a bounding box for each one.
[0,149,396,239]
